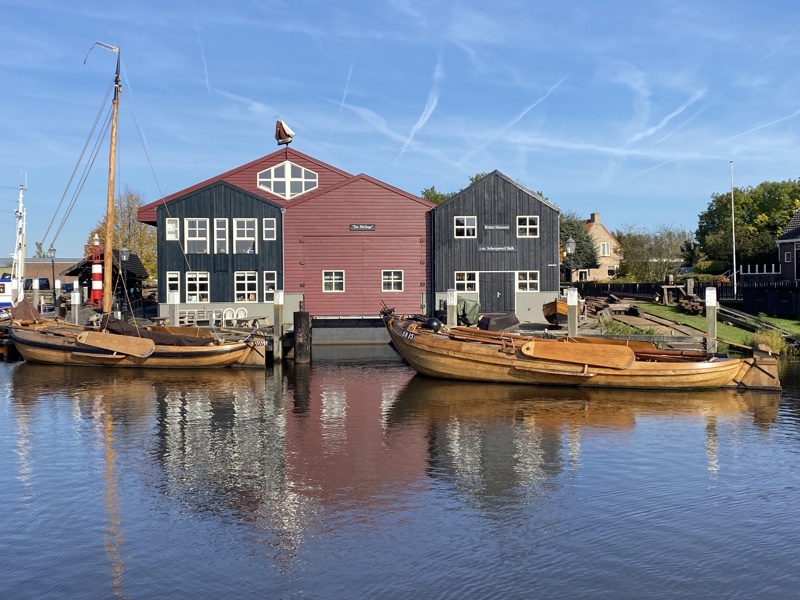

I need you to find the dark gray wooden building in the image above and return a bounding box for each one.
[431,171,561,322]
[154,181,283,308]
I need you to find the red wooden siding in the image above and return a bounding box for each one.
[284,175,433,316]
[139,147,352,224]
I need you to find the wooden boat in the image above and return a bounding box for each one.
[8,307,248,368]
[542,298,568,325]
[7,46,248,369]
[379,303,780,390]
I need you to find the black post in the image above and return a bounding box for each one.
[293,310,311,364]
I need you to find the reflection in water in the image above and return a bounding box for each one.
[3,358,789,597]
[386,377,781,511]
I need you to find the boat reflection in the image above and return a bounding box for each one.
[384,376,781,510]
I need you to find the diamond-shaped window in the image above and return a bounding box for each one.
[257,161,318,199]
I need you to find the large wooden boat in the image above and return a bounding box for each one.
[8,308,248,368]
[380,304,780,390]
[542,298,568,325]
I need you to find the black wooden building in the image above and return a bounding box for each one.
[155,181,284,307]
[431,171,561,321]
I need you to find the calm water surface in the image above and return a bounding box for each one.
[2,346,800,599]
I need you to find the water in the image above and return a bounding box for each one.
[2,347,800,599]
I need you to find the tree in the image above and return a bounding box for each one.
[33,241,46,259]
[614,224,692,281]
[85,185,157,281]
[560,211,598,281]
[696,179,800,269]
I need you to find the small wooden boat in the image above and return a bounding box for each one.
[380,303,780,390]
[542,298,568,325]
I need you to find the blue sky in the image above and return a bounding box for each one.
[1,0,799,259]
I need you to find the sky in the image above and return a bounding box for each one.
[1,0,799,259]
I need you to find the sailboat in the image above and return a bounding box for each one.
[0,184,26,321]
[8,44,248,368]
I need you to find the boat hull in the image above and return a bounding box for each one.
[8,326,248,368]
[383,314,780,390]
[542,299,567,325]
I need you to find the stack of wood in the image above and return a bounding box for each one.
[678,295,703,314]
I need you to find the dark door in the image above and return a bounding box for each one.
[480,272,515,313]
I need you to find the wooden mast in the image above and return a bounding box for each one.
[102,50,121,315]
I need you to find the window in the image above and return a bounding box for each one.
[215,218,228,254]
[323,270,345,292]
[454,216,477,238]
[186,271,209,303]
[786,252,792,263]
[455,271,477,292]
[516,216,539,238]
[263,218,277,241]
[517,271,539,292]
[607,265,617,277]
[263,271,277,302]
[578,270,589,281]
[235,271,258,302]
[600,242,611,257]
[382,270,403,292]
[257,161,318,200]
[166,271,180,301]
[166,218,179,241]
[233,218,257,254]
[185,219,209,253]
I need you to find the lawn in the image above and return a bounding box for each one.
[632,302,755,348]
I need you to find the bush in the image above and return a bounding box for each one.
[752,328,796,355]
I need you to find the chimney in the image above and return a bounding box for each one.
[589,212,600,223]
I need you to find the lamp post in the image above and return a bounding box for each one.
[565,236,576,285]
[47,244,58,314]
[120,246,130,322]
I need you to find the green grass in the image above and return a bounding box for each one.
[632,302,754,348]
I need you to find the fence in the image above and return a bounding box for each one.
[575,280,800,317]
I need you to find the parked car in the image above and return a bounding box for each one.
[60,283,74,294]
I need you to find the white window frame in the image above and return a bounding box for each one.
[607,265,617,277]
[234,271,258,303]
[382,270,404,292]
[455,271,478,292]
[185,218,209,254]
[323,270,345,293]
[256,161,319,200]
[516,271,539,292]
[233,218,257,254]
[263,271,277,303]
[263,218,277,241]
[166,271,180,300]
[516,216,539,238]
[578,269,589,281]
[454,216,477,238]
[214,218,228,254]
[785,252,792,263]
[165,218,179,241]
[600,242,611,257]
[186,271,209,303]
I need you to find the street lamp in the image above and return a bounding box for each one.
[119,246,130,322]
[47,244,58,315]
[565,236,576,284]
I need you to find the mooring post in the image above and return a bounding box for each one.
[32,278,40,312]
[293,307,311,364]
[447,289,457,327]
[168,290,179,327]
[705,287,717,354]
[273,290,284,362]
[567,287,579,337]
[71,289,82,325]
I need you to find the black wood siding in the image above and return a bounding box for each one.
[432,171,560,294]
[156,182,283,302]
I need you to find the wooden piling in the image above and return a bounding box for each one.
[447,289,457,327]
[567,287,579,337]
[273,290,284,362]
[293,310,311,364]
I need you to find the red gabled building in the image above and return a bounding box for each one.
[138,147,433,330]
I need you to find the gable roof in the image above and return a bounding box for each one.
[284,173,434,210]
[432,170,561,213]
[156,180,285,213]
[138,147,353,224]
[778,207,800,242]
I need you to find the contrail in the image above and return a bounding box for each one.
[397,55,444,159]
